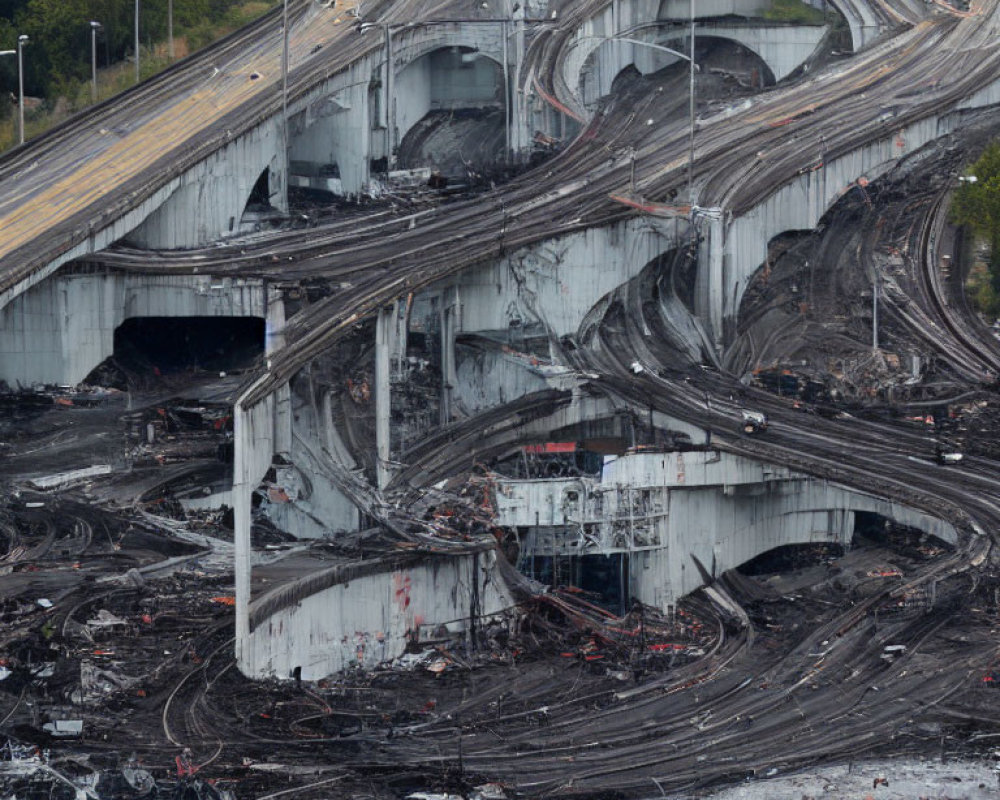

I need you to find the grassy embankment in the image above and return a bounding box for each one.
[0,0,274,152]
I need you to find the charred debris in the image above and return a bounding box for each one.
[3,134,1000,799]
[2,350,1000,799]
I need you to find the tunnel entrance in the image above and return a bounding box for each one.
[853,512,953,556]
[580,31,776,109]
[113,317,265,376]
[662,35,776,87]
[394,47,507,182]
[397,107,507,181]
[737,542,845,576]
[245,168,272,211]
[522,553,630,615]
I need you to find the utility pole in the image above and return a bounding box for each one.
[134,0,140,83]
[688,0,696,203]
[90,22,102,104]
[282,0,290,208]
[168,0,174,61]
[17,34,28,145]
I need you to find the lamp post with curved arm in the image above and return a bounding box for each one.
[90,21,102,103]
[571,30,698,201]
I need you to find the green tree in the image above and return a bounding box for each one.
[0,18,16,116]
[1,0,272,99]
[952,141,1000,286]
[951,141,1000,260]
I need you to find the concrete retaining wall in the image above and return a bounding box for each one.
[454,216,680,338]
[242,548,515,679]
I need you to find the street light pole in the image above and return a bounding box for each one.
[17,34,28,145]
[688,0,696,203]
[90,21,102,104]
[135,0,140,83]
[168,0,174,61]
[569,35,697,197]
[282,0,290,209]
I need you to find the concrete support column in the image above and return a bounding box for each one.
[271,119,290,215]
[393,296,409,375]
[835,508,854,545]
[268,114,289,215]
[510,6,529,157]
[266,288,292,456]
[233,373,276,675]
[440,286,460,425]
[706,214,725,350]
[233,399,253,672]
[375,304,394,491]
[384,26,395,171]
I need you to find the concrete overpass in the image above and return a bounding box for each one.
[0,0,847,389]
[0,0,530,310]
[0,0,855,312]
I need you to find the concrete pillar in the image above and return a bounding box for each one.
[266,290,292,456]
[393,296,409,375]
[510,6,529,157]
[375,304,394,490]
[440,286,459,425]
[233,365,278,675]
[384,26,394,170]
[233,399,253,672]
[271,116,290,215]
[707,214,725,350]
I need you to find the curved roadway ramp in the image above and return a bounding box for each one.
[74,0,999,404]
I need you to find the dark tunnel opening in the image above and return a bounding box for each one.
[524,553,630,615]
[737,542,845,576]
[113,316,265,375]
[245,167,272,211]
[853,511,953,555]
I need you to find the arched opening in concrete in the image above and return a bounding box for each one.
[662,35,775,88]
[623,243,715,368]
[394,46,507,180]
[578,33,774,110]
[239,167,283,234]
[737,541,845,576]
[245,168,272,211]
[726,159,931,397]
[852,512,954,554]
[727,227,822,378]
[113,317,265,376]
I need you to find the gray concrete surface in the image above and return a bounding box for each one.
[685,759,1000,800]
